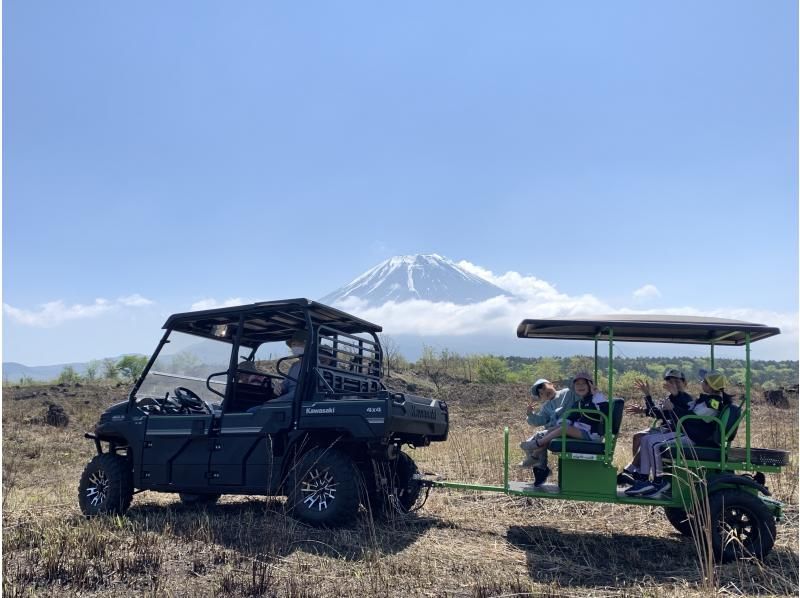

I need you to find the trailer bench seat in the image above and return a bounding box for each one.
[548,399,624,455]
[549,439,606,454]
[664,445,789,466]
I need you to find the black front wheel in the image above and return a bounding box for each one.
[78,453,133,516]
[708,489,777,563]
[286,447,361,527]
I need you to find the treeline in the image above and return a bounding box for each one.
[11,348,797,393]
[394,347,798,393]
[13,355,149,386]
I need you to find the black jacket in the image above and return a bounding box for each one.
[680,393,731,445]
[644,391,693,431]
[566,393,610,437]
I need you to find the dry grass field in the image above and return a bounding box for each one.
[2,380,798,597]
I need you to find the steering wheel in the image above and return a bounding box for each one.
[174,387,213,414]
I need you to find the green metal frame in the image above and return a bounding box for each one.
[432,326,785,513]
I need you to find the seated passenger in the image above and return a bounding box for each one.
[619,369,693,486]
[527,372,609,479]
[519,378,579,486]
[276,330,308,400]
[626,369,730,498]
[237,360,268,386]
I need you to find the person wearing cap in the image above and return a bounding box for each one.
[618,368,694,486]
[526,372,609,486]
[518,379,580,485]
[626,369,730,498]
[277,329,308,399]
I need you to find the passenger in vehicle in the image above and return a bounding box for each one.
[626,369,729,498]
[519,378,579,486]
[237,360,267,386]
[619,369,693,486]
[527,372,609,484]
[277,330,308,400]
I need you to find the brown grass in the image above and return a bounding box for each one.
[2,381,798,597]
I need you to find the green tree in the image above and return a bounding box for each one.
[532,357,562,383]
[102,358,120,380]
[117,355,148,383]
[476,355,509,384]
[57,365,81,384]
[85,360,100,381]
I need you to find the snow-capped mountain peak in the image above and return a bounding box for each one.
[321,254,511,306]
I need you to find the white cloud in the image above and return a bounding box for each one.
[632,284,661,301]
[333,263,798,359]
[4,294,155,327]
[190,298,247,311]
[118,294,155,307]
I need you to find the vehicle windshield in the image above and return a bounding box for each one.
[134,330,233,404]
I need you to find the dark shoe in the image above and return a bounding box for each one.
[625,479,655,496]
[533,466,551,487]
[616,471,636,487]
[644,479,671,499]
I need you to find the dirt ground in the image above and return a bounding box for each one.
[2,381,798,597]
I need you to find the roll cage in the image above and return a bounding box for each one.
[127,298,385,414]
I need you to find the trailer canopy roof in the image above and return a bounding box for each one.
[516,315,780,346]
[163,298,381,347]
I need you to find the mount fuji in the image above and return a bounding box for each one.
[320,254,510,306]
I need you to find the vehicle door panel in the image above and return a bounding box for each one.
[141,414,213,487]
[209,403,292,487]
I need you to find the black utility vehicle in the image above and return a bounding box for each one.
[79,299,449,526]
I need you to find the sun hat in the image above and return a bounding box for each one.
[699,369,727,391]
[663,368,686,381]
[531,378,550,397]
[572,371,594,385]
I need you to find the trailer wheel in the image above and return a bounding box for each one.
[78,453,133,516]
[179,493,221,506]
[286,447,361,527]
[663,506,693,537]
[708,489,776,563]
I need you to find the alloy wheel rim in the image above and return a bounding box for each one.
[721,506,756,546]
[86,470,110,507]
[300,468,337,511]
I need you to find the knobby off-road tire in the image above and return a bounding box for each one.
[663,506,693,537]
[708,489,776,563]
[179,493,221,506]
[371,452,421,517]
[286,447,361,527]
[78,453,134,516]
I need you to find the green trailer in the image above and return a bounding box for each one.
[429,315,791,563]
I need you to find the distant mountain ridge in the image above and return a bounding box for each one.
[321,254,510,306]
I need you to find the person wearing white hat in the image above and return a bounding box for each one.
[519,378,581,484]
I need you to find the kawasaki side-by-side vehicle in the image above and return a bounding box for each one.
[430,315,790,563]
[79,299,449,526]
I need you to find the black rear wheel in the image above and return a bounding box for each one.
[286,447,361,527]
[78,453,133,516]
[708,489,776,563]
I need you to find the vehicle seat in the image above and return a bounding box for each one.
[549,398,624,453]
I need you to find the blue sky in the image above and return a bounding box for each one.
[3,1,798,365]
